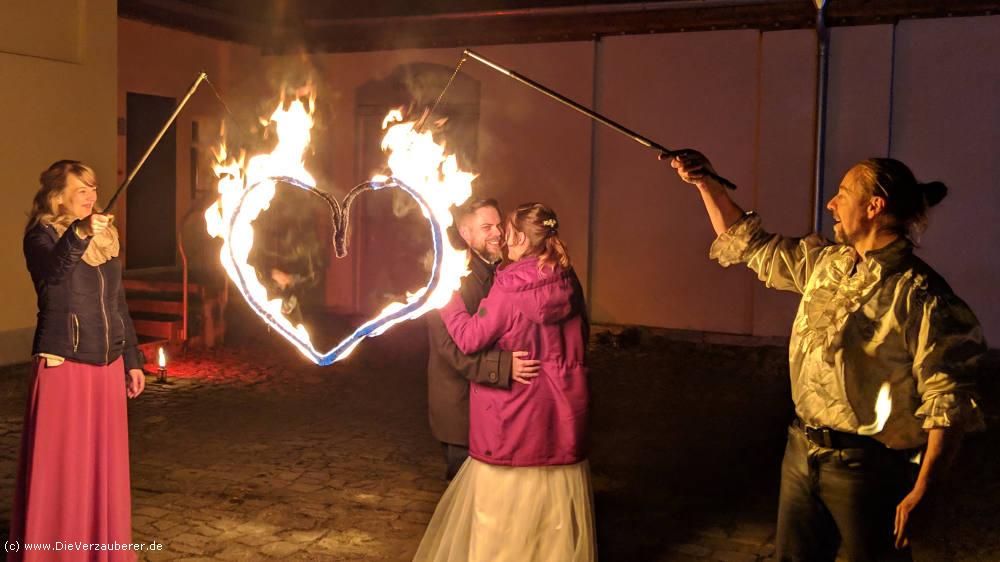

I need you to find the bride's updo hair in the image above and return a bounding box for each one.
[506,202,571,272]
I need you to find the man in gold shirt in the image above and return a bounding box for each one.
[666,153,985,561]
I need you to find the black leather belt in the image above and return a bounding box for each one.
[793,418,886,450]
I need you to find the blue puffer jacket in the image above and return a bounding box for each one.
[23,221,143,370]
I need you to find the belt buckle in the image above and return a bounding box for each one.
[805,423,833,448]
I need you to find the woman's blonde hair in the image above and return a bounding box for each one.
[506,203,571,272]
[25,160,96,233]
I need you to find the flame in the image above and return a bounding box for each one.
[857,382,892,436]
[205,97,317,361]
[368,110,474,323]
[157,346,166,369]
[205,96,473,365]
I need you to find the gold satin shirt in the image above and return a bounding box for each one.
[711,213,985,450]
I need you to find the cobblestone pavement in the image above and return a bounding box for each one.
[0,322,996,561]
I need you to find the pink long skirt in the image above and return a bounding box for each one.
[7,358,134,562]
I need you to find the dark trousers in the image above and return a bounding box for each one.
[441,442,469,480]
[776,423,915,562]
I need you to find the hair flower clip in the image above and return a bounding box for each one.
[542,218,558,228]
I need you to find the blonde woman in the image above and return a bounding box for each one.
[10,160,144,561]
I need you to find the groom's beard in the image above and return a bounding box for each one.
[473,238,503,263]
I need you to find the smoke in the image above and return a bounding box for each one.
[247,181,330,320]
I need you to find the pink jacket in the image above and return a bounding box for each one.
[440,258,589,467]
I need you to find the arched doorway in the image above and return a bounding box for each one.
[353,63,480,314]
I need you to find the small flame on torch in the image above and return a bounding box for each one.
[857,382,892,436]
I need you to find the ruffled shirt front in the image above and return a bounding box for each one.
[711,212,985,449]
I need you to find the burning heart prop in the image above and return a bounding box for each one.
[227,176,443,364]
[206,102,474,365]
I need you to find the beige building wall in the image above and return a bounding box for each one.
[823,24,894,225]
[2,12,994,366]
[590,19,999,342]
[0,0,118,365]
[116,19,263,267]
[591,30,761,334]
[889,16,1000,344]
[104,15,1000,363]
[751,30,818,337]
[256,17,1000,344]
[260,43,595,313]
[820,18,1000,343]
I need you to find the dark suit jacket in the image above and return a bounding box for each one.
[426,253,512,446]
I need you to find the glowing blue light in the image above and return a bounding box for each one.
[228,176,444,365]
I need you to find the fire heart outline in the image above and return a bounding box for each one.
[226,175,444,366]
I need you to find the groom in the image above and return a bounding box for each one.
[426,197,540,479]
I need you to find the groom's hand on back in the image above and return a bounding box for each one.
[512,351,541,385]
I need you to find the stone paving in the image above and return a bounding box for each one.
[0,322,996,561]
[125,342,449,561]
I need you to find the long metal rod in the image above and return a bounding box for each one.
[463,49,737,190]
[103,72,209,212]
[585,38,602,318]
[812,3,830,233]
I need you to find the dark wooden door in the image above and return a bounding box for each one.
[126,93,177,270]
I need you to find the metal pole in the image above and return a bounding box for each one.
[463,49,738,190]
[813,1,830,234]
[103,72,209,212]
[585,38,602,318]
